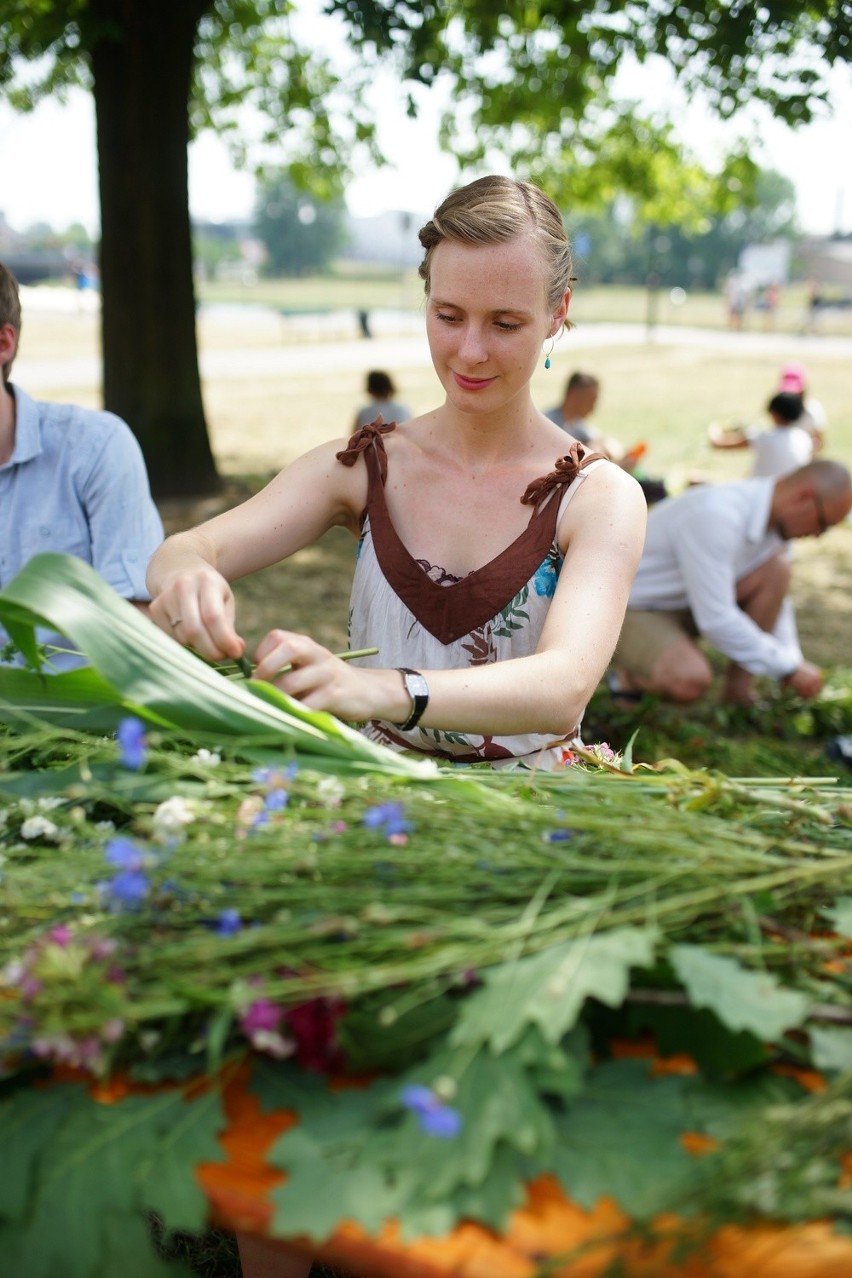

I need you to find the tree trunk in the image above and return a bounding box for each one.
[91,0,221,498]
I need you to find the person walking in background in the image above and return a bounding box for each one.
[353,369,411,430]
[723,270,750,330]
[609,459,852,708]
[707,390,814,479]
[0,260,164,669]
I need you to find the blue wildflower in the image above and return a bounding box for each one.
[104,869,149,909]
[214,908,242,936]
[117,716,147,770]
[105,838,145,870]
[400,1084,462,1139]
[251,763,298,786]
[363,802,412,838]
[264,788,289,811]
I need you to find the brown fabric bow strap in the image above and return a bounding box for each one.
[521,442,592,507]
[335,419,397,485]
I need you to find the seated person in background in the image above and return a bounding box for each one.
[0,261,164,669]
[708,390,814,479]
[545,370,600,443]
[777,361,826,450]
[353,369,411,430]
[609,459,852,707]
[544,369,664,499]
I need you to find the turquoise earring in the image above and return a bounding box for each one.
[544,337,554,369]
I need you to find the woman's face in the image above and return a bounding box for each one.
[425,232,565,417]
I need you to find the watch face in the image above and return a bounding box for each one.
[406,672,429,700]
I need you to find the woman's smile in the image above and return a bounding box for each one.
[452,371,497,391]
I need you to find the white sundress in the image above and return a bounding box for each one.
[336,420,607,770]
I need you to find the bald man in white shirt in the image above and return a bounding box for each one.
[611,459,852,706]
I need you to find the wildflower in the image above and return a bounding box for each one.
[191,748,221,766]
[284,996,347,1073]
[316,776,344,807]
[103,868,149,909]
[105,838,146,871]
[152,795,196,835]
[239,998,294,1059]
[20,815,62,842]
[252,764,298,789]
[214,908,242,937]
[36,796,64,811]
[240,998,283,1036]
[117,716,147,770]
[363,802,412,839]
[400,1084,462,1138]
[101,839,151,909]
[264,788,289,811]
[235,794,265,833]
[544,829,574,843]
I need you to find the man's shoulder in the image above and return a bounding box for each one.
[37,399,131,437]
[658,478,763,527]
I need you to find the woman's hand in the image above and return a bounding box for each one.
[148,564,245,663]
[252,630,407,724]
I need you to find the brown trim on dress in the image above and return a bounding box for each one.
[336,421,607,646]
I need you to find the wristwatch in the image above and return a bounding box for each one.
[397,667,429,731]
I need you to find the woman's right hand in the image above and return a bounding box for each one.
[148,564,245,663]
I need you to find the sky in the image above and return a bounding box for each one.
[1,53,850,239]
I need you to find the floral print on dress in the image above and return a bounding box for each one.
[492,582,530,640]
[533,546,562,598]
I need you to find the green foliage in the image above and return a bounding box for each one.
[450,928,657,1053]
[570,168,798,289]
[0,1079,224,1278]
[2,556,852,1270]
[253,172,347,277]
[670,945,811,1041]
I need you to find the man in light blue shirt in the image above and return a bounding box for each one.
[611,460,852,706]
[0,261,164,669]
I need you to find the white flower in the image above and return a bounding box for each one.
[152,795,196,832]
[192,748,222,766]
[316,776,345,807]
[250,1029,295,1060]
[20,815,62,842]
[95,820,116,832]
[37,796,65,811]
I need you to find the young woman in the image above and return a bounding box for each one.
[147,176,646,771]
[147,172,647,1278]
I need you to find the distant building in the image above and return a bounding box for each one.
[342,211,426,267]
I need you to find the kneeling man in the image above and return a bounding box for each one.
[612,460,852,705]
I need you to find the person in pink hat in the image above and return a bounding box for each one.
[777,362,826,449]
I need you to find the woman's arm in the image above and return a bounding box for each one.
[251,465,648,737]
[146,438,367,662]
